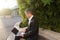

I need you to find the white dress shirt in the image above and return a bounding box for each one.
[28,15,33,25]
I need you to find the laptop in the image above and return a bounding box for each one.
[11,28,18,35]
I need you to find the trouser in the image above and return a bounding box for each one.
[15,35,38,40]
[15,36,21,40]
[15,36,25,40]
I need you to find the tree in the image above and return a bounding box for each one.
[17,0,60,32]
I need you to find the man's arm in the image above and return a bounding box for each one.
[19,27,28,37]
[24,19,38,37]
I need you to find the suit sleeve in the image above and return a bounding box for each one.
[24,19,38,38]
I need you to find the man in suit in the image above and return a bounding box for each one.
[15,8,39,40]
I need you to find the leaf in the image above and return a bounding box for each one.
[41,0,53,6]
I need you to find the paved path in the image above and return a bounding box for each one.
[39,28,60,40]
[0,16,22,40]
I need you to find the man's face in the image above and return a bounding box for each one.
[25,12,30,19]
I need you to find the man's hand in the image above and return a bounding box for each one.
[20,32,25,37]
[20,27,27,37]
[22,27,27,33]
[22,29,26,33]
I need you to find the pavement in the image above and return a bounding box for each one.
[39,28,60,40]
[0,16,22,40]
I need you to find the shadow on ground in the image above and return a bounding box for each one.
[39,35,49,40]
[21,35,49,40]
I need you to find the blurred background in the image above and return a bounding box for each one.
[0,0,60,40]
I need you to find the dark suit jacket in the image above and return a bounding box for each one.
[24,16,39,40]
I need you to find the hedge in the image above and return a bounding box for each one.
[17,0,60,32]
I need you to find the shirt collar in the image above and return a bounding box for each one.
[29,15,33,21]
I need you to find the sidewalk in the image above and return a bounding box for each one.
[39,28,60,40]
[0,16,21,40]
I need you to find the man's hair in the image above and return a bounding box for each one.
[25,8,32,14]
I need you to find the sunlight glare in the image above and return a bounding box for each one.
[0,0,17,10]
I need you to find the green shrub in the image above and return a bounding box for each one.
[17,0,60,32]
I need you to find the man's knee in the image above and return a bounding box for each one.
[15,36,21,40]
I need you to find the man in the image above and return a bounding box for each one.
[15,8,39,40]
